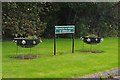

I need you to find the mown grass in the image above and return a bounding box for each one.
[2,38,118,78]
[0,41,2,79]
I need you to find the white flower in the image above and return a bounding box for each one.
[87,38,91,42]
[95,38,98,41]
[33,41,36,44]
[101,38,104,42]
[22,40,26,44]
[40,40,42,43]
[15,40,17,43]
[80,37,84,40]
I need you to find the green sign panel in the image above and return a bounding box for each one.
[55,25,75,34]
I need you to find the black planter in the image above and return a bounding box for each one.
[14,38,40,48]
[81,37,103,44]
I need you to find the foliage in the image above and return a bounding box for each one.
[2,2,47,39]
[27,35,38,39]
[41,2,118,38]
[2,2,119,39]
[85,33,98,38]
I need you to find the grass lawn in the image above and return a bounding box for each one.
[0,41,2,79]
[2,37,118,78]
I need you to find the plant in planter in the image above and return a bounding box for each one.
[13,34,43,59]
[14,35,42,48]
[80,34,104,53]
[81,34,103,44]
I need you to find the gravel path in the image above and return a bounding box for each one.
[82,68,120,79]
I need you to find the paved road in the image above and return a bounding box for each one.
[84,68,120,79]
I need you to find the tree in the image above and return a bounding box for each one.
[2,2,47,39]
[41,2,118,38]
[2,2,119,39]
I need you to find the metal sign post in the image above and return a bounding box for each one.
[54,25,75,55]
[72,33,74,53]
[54,33,56,55]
